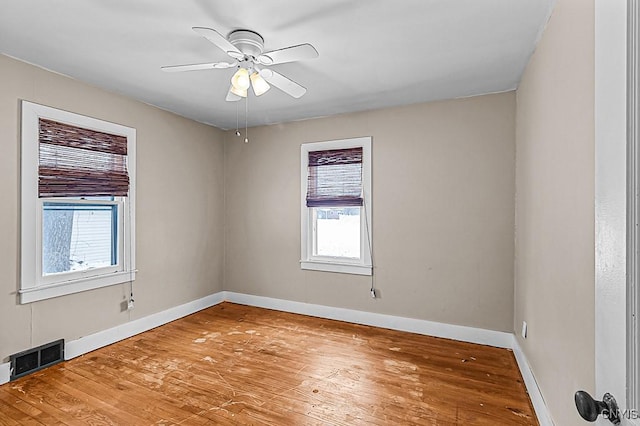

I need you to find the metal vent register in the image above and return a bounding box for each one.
[10,339,64,380]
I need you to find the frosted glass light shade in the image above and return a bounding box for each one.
[231,68,250,90]
[230,85,247,98]
[250,72,271,96]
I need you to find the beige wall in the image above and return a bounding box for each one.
[225,93,516,332]
[0,54,225,362]
[514,0,595,424]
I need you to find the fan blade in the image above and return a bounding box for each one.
[226,86,242,102]
[259,69,307,98]
[161,61,236,72]
[258,44,318,65]
[192,27,244,59]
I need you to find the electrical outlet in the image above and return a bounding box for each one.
[120,300,129,312]
[127,299,135,310]
[521,321,528,339]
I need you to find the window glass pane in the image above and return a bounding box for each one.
[42,203,117,274]
[314,207,360,258]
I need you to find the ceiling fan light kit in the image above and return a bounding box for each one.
[162,26,319,102]
[229,85,248,98]
[250,72,270,96]
[231,67,250,91]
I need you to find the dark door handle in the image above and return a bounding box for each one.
[574,390,620,424]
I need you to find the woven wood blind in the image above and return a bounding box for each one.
[38,118,129,198]
[306,147,363,207]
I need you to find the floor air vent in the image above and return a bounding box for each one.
[10,339,64,380]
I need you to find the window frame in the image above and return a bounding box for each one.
[300,137,372,276]
[20,101,136,303]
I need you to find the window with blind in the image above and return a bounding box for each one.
[20,101,136,304]
[300,137,372,276]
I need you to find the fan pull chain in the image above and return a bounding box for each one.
[244,94,249,143]
[235,100,241,137]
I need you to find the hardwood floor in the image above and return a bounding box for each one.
[0,303,537,425]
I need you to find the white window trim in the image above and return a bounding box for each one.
[20,101,136,304]
[300,136,372,276]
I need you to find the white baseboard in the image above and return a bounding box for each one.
[222,291,513,348]
[0,362,9,386]
[65,292,225,360]
[512,336,554,426]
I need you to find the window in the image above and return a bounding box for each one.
[300,137,372,275]
[20,101,136,303]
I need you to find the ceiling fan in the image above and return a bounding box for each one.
[162,27,319,101]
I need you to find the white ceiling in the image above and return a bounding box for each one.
[0,0,555,130]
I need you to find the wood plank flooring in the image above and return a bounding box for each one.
[0,303,537,425]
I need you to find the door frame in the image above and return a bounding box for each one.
[595,0,637,423]
[627,0,640,412]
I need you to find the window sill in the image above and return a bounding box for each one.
[300,260,372,276]
[19,270,137,304]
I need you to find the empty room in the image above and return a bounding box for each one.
[0,0,635,425]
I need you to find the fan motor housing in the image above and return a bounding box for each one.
[229,30,264,57]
